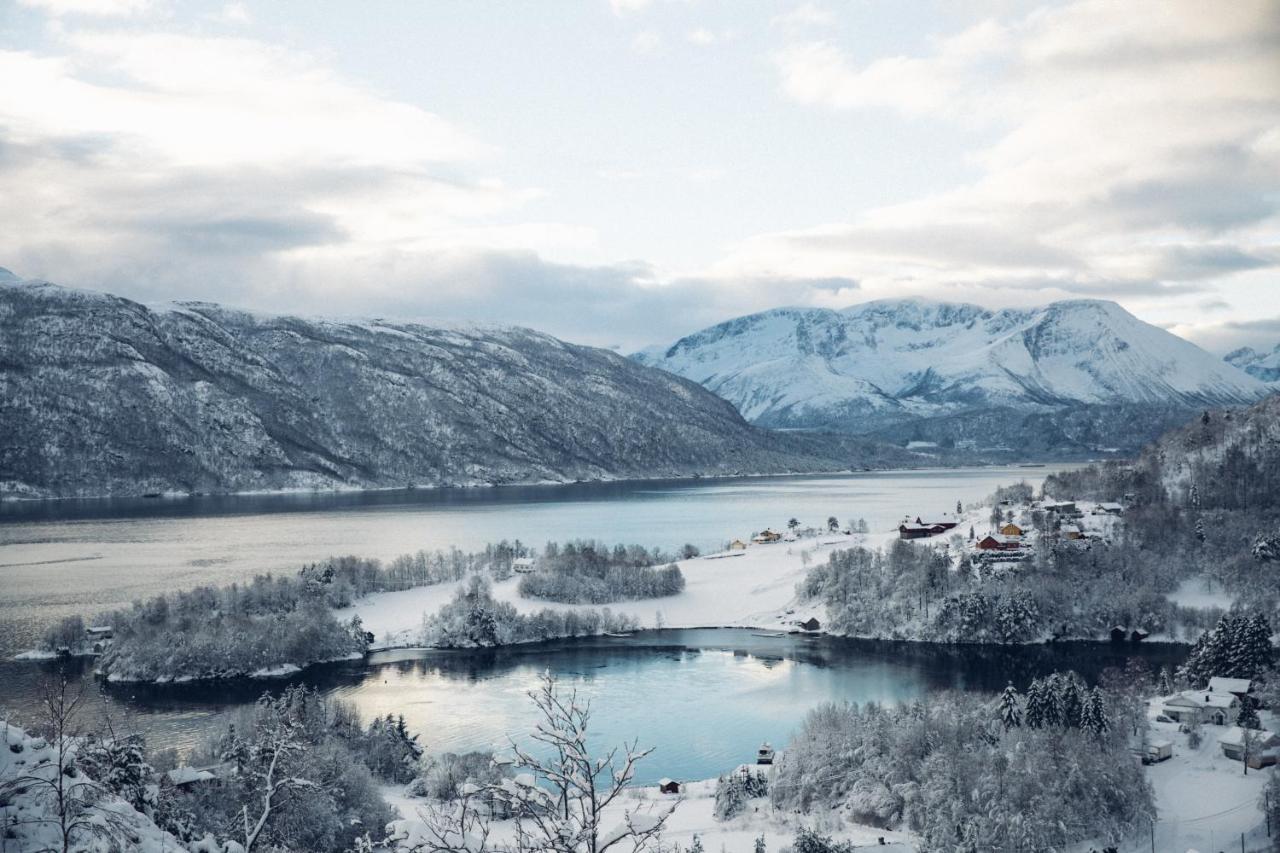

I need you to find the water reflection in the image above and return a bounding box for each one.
[0,629,1186,784]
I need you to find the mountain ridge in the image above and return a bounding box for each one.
[0,276,912,499]
[634,298,1269,454]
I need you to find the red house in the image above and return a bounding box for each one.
[899,517,959,540]
[976,534,1022,551]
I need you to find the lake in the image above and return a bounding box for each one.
[0,629,1184,785]
[0,465,1076,656]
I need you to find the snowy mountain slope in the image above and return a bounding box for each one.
[0,721,191,853]
[1225,343,1280,383]
[635,299,1269,452]
[0,276,907,499]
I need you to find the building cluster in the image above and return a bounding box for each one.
[1158,677,1280,768]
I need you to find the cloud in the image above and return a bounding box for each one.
[749,0,1280,314]
[631,30,662,54]
[17,0,153,16]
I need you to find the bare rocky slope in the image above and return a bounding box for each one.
[0,273,907,498]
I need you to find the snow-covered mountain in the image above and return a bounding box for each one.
[1225,343,1280,384]
[0,276,906,498]
[635,299,1270,453]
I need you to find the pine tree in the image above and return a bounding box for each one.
[1194,516,1206,544]
[1042,674,1065,728]
[1024,679,1047,729]
[690,835,704,853]
[956,500,963,515]
[1082,687,1110,742]
[998,683,1022,730]
[1158,667,1173,697]
[1238,695,1261,730]
[754,835,767,853]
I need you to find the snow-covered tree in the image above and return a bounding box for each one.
[1238,695,1262,730]
[998,684,1022,730]
[417,673,673,853]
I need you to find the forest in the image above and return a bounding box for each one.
[516,540,687,603]
[771,672,1151,852]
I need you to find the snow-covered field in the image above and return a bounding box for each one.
[338,526,909,648]
[382,777,914,853]
[1168,576,1237,612]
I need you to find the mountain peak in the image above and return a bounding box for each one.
[633,296,1269,450]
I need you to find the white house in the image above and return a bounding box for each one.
[1208,676,1253,697]
[1162,690,1239,725]
[512,557,537,574]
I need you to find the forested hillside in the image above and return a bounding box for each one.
[0,277,910,498]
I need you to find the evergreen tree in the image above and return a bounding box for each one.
[690,835,704,853]
[1024,679,1047,729]
[1043,675,1066,728]
[1238,695,1261,730]
[998,683,1022,730]
[754,835,767,853]
[1081,687,1110,742]
[1158,667,1173,697]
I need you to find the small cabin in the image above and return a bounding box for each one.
[752,529,782,544]
[728,539,748,551]
[657,778,681,795]
[512,557,537,574]
[1096,502,1124,515]
[976,534,1022,552]
[999,522,1023,537]
[1219,727,1280,765]
[1061,524,1085,540]
[797,617,821,632]
[756,742,775,765]
[164,766,221,789]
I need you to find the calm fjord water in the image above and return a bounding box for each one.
[0,466,1077,655]
[0,630,1182,784]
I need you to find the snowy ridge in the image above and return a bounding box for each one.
[1226,342,1280,384]
[635,298,1269,451]
[0,275,910,498]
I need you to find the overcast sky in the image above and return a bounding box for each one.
[1,0,1277,352]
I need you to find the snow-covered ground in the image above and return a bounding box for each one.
[382,777,914,853]
[1167,576,1236,612]
[1116,701,1276,852]
[338,525,914,648]
[0,720,196,853]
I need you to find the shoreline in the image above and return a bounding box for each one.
[14,626,1190,687]
[0,458,1102,506]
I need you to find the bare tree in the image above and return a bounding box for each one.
[222,693,322,852]
[415,672,674,853]
[0,674,128,853]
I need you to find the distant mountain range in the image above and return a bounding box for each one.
[0,273,911,499]
[1226,343,1280,384]
[635,299,1271,455]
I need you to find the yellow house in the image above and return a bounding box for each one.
[729,539,748,551]
[999,522,1023,537]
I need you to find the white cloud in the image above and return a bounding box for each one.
[610,0,652,15]
[17,0,153,16]
[631,30,661,54]
[744,0,1280,319]
[216,2,250,24]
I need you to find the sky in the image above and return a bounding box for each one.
[0,0,1277,352]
